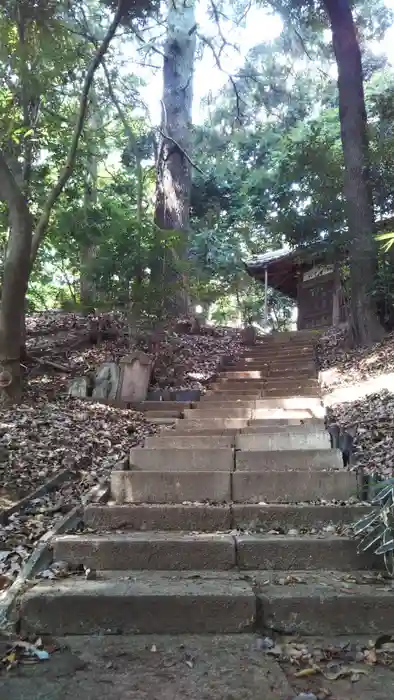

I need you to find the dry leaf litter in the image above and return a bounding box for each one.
[256,632,394,699]
[318,327,394,478]
[0,312,242,591]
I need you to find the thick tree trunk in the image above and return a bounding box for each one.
[80,94,99,310]
[153,0,197,316]
[323,0,385,346]
[0,157,33,402]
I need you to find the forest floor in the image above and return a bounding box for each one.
[1,633,394,700]
[3,320,394,699]
[0,311,242,592]
[318,326,394,478]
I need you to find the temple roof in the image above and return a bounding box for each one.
[244,243,337,299]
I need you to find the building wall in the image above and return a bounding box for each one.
[297,265,337,330]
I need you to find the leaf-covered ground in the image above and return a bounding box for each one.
[318,326,394,478]
[0,312,242,590]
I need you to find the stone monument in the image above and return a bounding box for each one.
[116,351,154,403]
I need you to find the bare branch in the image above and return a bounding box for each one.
[157,126,204,175]
[199,33,245,123]
[30,1,124,264]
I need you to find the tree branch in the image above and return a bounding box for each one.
[30,0,124,264]
[199,33,245,123]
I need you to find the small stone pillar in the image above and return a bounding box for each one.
[241,325,257,346]
[116,351,154,403]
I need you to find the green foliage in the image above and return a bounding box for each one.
[354,478,394,576]
[376,232,394,252]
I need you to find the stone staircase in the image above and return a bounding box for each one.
[19,330,394,636]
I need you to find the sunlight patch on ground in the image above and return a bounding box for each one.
[323,370,394,407]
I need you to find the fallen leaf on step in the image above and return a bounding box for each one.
[294,666,321,678]
[322,665,368,681]
[364,648,378,665]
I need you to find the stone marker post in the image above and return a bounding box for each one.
[116,351,154,403]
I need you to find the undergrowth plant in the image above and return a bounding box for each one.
[354,477,394,576]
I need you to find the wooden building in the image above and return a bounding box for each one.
[244,246,347,330]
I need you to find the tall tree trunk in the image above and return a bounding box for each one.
[323,0,384,346]
[153,0,197,316]
[80,92,99,311]
[0,156,32,402]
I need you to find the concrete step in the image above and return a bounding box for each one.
[202,392,261,400]
[19,571,256,635]
[53,532,376,572]
[240,420,324,433]
[262,380,320,390]
[132,401,195,411]
[84,502,372,533]
[232,470,356,503]
[129,447,234,472]
[148,417,177,426]
[266,363,316,373]
[236,427,331,451]
[53,532,237,571]
[183,408,253,420]
[175,418,249,431]
[236,534,378,571]
[220,370,265,379]
[263,388,321,398]
[144,410,184,419]
[144,434,235,448]
[171,427,240,436]
[240,351,316,362]
[257,572,394,635]
[111,470,231,504]
[85,503,232,531]
[236,358,315,368]
[255,397,324,416]
[232,503,373,531]
[251,410,321,421]
[235,449,341,471]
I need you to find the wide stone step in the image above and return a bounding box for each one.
[240,420,324,433]
[235,359,315,369]
[202,392,261,400]
[175,418,249,430]
[132,401,195,411]
[85,503,232,531]
[183,408,253,420]
[255,397,323,409]
[251,410,320,421]
[221,370,265,379]
[171,426,241,436]
[53,533,236,571]
[144,409,184,419]
[111,470,231,504]
[240,352,316,363]
[129,447,234,471]
[144,434,235,448]
[267,364,316,375]
[262,380,320,390]
[236,428,331,451]
[53,532,376,572]
[85,502,372,533]
[257,573,394,635]
[232,503,373,531]
[148,417,177,426]
[263,388,321,398]
[255,397,324,415]
[232,470,356,503]
[235,449,341,471]
[236,534,377,570]
[19,571,255,635]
